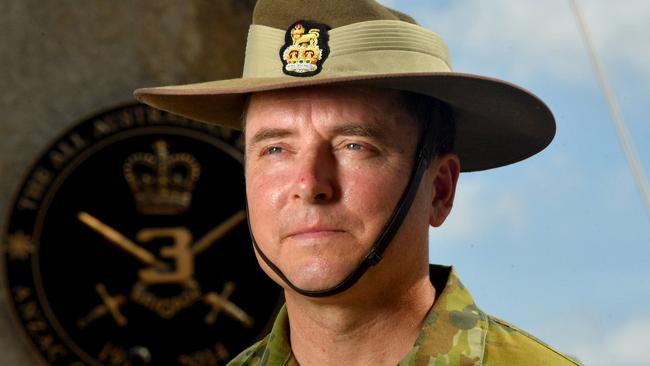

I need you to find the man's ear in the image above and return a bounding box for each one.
[429,153,460,227]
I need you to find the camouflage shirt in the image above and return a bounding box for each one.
[228,265,580,366]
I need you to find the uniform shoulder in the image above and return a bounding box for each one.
[483,316,581,366]
[227,336,270,366]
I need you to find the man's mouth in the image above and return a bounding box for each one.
[285,226,345,240]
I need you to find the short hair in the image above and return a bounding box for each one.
[397,91,456,161]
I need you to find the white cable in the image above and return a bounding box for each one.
[570,0,650,219]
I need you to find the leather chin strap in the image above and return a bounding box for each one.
[246,120,438,298]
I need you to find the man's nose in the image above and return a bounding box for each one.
[293,146,337,203]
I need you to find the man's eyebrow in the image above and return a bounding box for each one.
[249,128,294,147]
[332,124,386,140]
[247,124,386,150]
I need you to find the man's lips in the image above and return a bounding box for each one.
[285,227,345,240]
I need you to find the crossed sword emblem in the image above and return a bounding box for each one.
[76,210,254,329]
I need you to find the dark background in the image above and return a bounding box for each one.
[0,1,257,364]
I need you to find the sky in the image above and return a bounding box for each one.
[379,0,650,365]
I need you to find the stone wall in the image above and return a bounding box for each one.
[0,1,255,364]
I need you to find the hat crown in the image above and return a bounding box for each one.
[243,1,451,79]
[252,0,417,29]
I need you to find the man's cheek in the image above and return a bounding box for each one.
[250,174,288,207]
[344,174,397,206]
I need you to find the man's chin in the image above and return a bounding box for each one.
[264,262,358,294]
[284,276,343,293]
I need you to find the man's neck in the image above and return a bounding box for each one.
[284,273,435,366]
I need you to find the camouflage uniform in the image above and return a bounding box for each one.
[228,265,580,366]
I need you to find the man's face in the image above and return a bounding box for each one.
[244,86,429,292]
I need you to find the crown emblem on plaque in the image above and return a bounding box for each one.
[280,20,330,77]
[123,140,200,215]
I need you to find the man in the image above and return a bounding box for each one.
[135,1,579,365]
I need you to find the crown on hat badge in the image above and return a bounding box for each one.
[123,140,200,215]
[281,20,330,77]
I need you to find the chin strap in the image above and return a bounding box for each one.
[247,119,438,298]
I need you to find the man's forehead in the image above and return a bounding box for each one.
[243,86,409,130]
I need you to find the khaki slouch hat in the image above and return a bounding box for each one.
[134,0,555,172]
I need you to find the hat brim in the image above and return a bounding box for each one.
[134,72,555,172]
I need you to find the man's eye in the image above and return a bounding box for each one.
[265,146,284,155]
[345,143,363,151]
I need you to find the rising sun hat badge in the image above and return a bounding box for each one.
[280,20,330,77]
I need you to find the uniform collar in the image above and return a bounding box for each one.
[261,265,488,365]
[402,265,488,365]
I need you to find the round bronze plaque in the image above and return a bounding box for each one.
[2,104,282,365]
